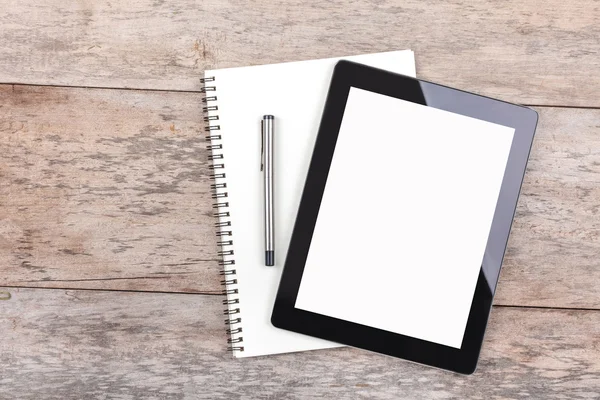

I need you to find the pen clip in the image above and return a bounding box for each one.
[260,119,264,171]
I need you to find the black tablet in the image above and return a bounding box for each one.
[271,60,538,374]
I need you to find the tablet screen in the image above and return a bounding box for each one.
[294,87,515,349]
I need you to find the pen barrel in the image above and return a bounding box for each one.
[263,117,275,265]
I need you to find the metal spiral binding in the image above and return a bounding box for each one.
[201,75,244,353]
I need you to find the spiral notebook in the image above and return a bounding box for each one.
[203,50,416,357]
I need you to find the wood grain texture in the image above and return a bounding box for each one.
[1,83,598,308]
[496,107,600,308]
[0,0,599,106]
[0,84,221,293]
[0,287,598,399]
[1,1,598,395]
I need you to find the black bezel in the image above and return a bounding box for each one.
[271,60,538,374]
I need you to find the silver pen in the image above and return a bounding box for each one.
[261,115,275,266]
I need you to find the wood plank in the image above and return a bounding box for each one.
[496,107,600,309]
[0,0,599,106]
[1,85,599,308]
[0,287,598,399]
[0,84,221,293]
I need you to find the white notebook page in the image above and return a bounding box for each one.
[295,88,515,349]
[207,51,416,357]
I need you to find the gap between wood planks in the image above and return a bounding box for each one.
[1,285,599,313]
[2,82,600,110]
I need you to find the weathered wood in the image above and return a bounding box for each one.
[496,107,600,309]
[0,288,598,399]
[1,85,599,308]
[0,0,599,106]
[1,1,598,396]
[0,84,221,293]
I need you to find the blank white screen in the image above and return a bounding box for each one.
[294,87,514,349]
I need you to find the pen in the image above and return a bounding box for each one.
[261,115,275,266]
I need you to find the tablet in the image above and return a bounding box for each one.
[271,60,538,374]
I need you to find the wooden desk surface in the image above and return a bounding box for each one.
[0,1,598,398]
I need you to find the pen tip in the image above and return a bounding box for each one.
[265,251,275,266]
